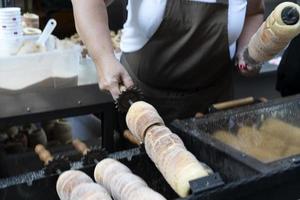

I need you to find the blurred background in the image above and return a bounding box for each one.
[0,0,298,100]
[0,0,297,38]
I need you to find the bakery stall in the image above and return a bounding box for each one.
[1,1,300,200]
[0,0,118,190]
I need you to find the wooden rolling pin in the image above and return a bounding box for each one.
[35,144,54,166]
[35,144,70,174]
[72,139,107,165]
[72,139,90,156]
[244,2,300,67]
[212,97,255,111]
[123,129,142,145]
[145,125,212,197]
[94,158,166,200]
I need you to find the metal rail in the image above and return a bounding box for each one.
[0,84,116,152]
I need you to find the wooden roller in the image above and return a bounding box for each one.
[212,97,255,111]
[123,130,143,145]
[126,101,165,142]
[194,112,204,118]
[72,139,91,156]
[94,158,166,200]
[244,2,300,66]
[144,125,212,197]
[56,170,93,200]
[35,144,53,165]
[35,144,70,174]
[72,139,108,165]
[70,183,112,200]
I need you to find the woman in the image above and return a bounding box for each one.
[276,34,300,97]
[71,0,264,122]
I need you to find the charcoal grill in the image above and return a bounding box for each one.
[1,139,300,200]
[170,94,300,199]
[0,145,220,200]
[2,86,300,199]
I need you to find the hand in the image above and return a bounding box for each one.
[235,51,262,77]
[96,56,134,100]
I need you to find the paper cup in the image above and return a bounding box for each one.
[0,31,23,37]
[0,18,21,23]
[0,25,22,29]
[0,24,22,28]
[0,7,21,12]
[0,37,23,55]
[0,16,21,21]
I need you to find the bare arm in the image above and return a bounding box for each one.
[71,0,133,99]
[236,0,265,76]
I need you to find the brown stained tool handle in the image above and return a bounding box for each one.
[72,139,91,155]
[213,97,255,111]
[259,97,268,103]
[195,112,205,118]
[123,130,142,145]
[34,144,53,166]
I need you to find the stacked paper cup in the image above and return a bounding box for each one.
[0,7,23,56]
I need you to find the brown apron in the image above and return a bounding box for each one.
[121,0,233,123]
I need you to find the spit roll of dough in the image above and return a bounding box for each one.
[126,101,165,142]
[70,183,112,200]
[23,27,42,35]
[94,158,166,200]
[245,2,300,65]
[260,118,300,147]
[56,170,93,200]
[22,13,39,29]
[145,125,212,197]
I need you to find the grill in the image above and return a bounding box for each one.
[1,85,300,200]
[171,94,300,199]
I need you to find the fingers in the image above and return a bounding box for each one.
[239,66,259,77]
[121,70,134,89]
[236,50,261,77]
[99,79,120,100]
[109,82,121,100]
[236,61,261,77]
[97,59,134,100]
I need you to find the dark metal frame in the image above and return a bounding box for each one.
[0,84,116,152]
[1,0,15,7]
[171,94,300,179]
